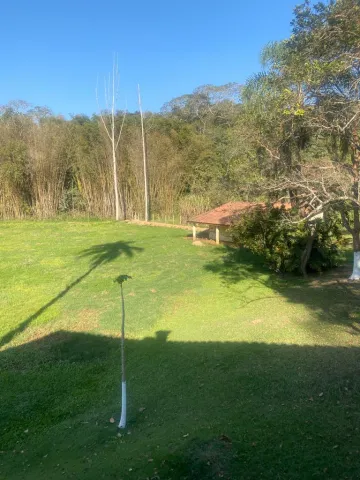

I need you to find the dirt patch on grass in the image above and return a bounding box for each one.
[309,265,354,287]
[192,240,206,247]
[21,309,100,346]
[251,318,263,325]
[309,267,360,302]
[24,328,70,347]
[74,308,100,331]
[126,220,191,230]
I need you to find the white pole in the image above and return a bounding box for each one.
[350,251,360,280]
[118,282,127,428]
[119,381,127,428]
[215,226,220,245]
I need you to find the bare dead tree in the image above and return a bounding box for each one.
[96,55,127,220]
[137,84,149,221]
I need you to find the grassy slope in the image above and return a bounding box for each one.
[0,221,360,480]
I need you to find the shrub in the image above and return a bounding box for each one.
[230,206,344,275]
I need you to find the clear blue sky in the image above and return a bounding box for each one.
[1,0,299,116]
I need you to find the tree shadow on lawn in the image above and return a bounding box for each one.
[1,330,360,479]
[0,241,143,349]
[204,246,360,334]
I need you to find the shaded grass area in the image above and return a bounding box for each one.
[1,221,360,479]
[1,332,360,479]
[204,246,360,337]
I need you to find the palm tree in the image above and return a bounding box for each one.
[115,274,132,428]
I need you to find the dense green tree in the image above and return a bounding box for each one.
[239,0,360,278]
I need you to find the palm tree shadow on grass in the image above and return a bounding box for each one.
[0,241,143,349]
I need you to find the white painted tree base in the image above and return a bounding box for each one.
[349,251,360,280]
[118,381,127,428]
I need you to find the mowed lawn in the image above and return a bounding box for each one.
[1,221,360,480]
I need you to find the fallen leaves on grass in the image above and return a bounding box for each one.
[219,434,232,444]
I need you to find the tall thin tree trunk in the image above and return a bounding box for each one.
[300,225,316,277]
[96,55,126,221]
[138,84,149,221]
[350,128,360,280]
[112,133,120,221]
[350,207,360,280]
[112,65,120,221]
[119,282,127,428]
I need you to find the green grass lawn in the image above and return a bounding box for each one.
[1,221,360,479]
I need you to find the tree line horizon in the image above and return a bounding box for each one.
[0,82,244,222]
[1,0,360,276]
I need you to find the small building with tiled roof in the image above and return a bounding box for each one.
[190,201,291,244]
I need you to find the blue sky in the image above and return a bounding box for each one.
[1,0,299,116]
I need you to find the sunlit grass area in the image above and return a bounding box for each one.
[1,221,360,479]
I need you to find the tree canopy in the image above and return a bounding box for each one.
[1,1,360,275]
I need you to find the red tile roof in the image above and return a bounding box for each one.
[190,201,291,226]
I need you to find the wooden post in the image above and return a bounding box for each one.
[193,224,197,241]
[215,226,220,245]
